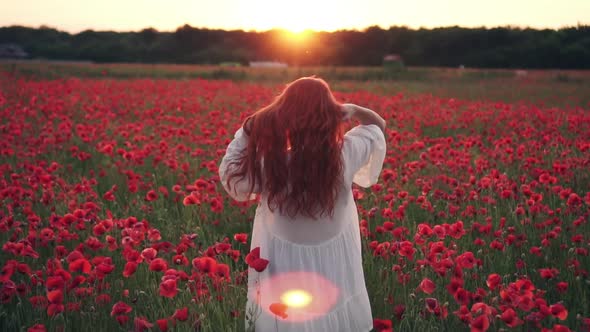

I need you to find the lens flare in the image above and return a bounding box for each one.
[280,289,312,308]
[254,271,340,322]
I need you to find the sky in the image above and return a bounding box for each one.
[2,0,589,33]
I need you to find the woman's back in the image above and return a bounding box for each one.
[260,124,386,246]
[218,76,386,331]
[220,123,386,332]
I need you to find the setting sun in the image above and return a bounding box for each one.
[280,29,312,44]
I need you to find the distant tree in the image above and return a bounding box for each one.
[0,24,588,68]
[139,28,158,44]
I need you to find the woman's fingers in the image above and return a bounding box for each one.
[243,117,254,133]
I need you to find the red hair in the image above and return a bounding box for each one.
[226,77,344,219]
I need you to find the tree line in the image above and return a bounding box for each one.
[1,24,589,68]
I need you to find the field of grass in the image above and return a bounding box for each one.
[3,61,590,108]
[0,63,589,332]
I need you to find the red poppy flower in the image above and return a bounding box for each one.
[123,261,138,277]
[103,190,115,201]
[233,233,248,244]
[269,302,288,319]
[417,223,433,237]
[141,248,158,262]
[214,242,231,253]
[148,229,162,242]
[548,325,572,332]
[209,197,223,213]
[192,257,217,273]
[47,289,63,304]
[373,318,393,332]
[250,258,269,272]
[172,307,188,321]
[96,258,115,277]
[44,274,63,291]
[29,296,48,309]
[456,251,476,269]
[471,303,494,317]
[214,263,231,280]
[245,247,269,272]
[555,282,568,293]
[159,279,178,298]
[145,190,158,202]
[453,288,471,306]
[149,258,168,272]
[418,278,436,294]
[158,186,169,198]
[0,263,15,283]
[550,303,568,320]
[425,297,439,313]
[398,241,415,260]
[66,274,84,290]
[470,314,490,332]
[539,268,559,279]
[66,250,84,263]
[156,318,168,331]
[95,294,111,306]
[111,301,132,316]
[500,308,523,328]
[485,273,501,290]
[382,221,395,231]
[172,254,189,266]
[116,315,130,326]
[85,236,104,250]
[182,194,201,206]
[27,324,46,332]
[227,249,241,262]
[134,316,153,332]
[47,303,64,317]
[245,247,261,265]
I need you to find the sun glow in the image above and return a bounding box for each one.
[280,289,313,308]
[237,0,346,33]
[281,29,312,44]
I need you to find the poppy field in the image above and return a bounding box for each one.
[0,70,589,332]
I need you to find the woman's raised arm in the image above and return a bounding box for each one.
[341,103,386,135]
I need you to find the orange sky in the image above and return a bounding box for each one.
[2,0,589,33]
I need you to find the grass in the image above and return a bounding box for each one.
[2,61,590,108]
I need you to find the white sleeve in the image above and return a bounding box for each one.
[342,124,386,188]
[218,127,258,201]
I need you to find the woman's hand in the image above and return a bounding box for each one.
[243,116,254,135]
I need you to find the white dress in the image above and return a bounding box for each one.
[219,124,386,332]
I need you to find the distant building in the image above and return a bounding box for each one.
[383,54,404,70]
[249,61,288,68]
[383,54,402,62]
[0,44,28,59]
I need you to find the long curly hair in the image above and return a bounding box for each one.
[226,77,345,219]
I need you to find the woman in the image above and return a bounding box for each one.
[219,77,386,332]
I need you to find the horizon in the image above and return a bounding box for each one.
[1,0,589,34]
[2,22,589,34]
